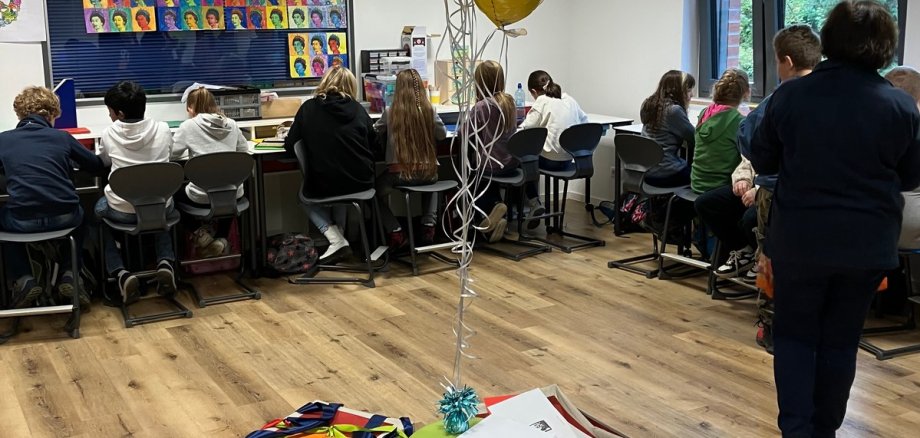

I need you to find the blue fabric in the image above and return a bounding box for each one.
[771,261,884,438]
[308,205,348,235]
[95,197,175,275]
[750,59,920,270]
[0,206,83,281]
[0,115,104,220]
[245,402,341,438]
[737,94,777,190]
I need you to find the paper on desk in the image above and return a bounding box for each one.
[461,416,547,437]
[487,388,591,438]
[181,83,236,103]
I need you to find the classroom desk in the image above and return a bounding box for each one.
[612,123,644,235]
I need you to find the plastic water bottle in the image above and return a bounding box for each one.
[514,83,525,108]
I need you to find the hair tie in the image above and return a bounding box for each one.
[413,73,421,112]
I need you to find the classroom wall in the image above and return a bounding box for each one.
[906,1,920,66]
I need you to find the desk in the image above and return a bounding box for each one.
[612,124,644,235]
[580,115,634,212]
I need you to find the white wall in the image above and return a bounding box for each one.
[906,1,920,66]
[0,43,45,128]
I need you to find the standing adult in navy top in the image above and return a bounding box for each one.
[750,2,920,437]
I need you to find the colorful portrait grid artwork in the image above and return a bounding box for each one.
[288,32,347,78]
[84,0,348,33]
[84,1,157,33]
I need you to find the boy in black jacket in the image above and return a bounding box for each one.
[0,87,105,308]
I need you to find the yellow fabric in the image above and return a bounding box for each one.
[474,0,543,27]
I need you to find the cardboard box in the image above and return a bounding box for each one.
[435,59,482,106]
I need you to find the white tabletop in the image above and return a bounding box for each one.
[585,113,634,127]
[614,123,644,134]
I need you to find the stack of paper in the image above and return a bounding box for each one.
[462,389,592,438]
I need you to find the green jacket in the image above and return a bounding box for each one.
[691,108,743,193]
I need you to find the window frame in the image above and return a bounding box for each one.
[698,0,908,100]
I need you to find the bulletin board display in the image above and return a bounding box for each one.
[82,1,349,34]
[287,32,347,78]
[49,0,355,98]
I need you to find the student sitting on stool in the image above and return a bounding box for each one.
[519,70,589,230]
[374,68,448,248]
[171,87,250,258]
[96,81,177,304]
[0,87,105,308]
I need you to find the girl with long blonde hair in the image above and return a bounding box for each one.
[374,68,448,247]
[284,66,377,264]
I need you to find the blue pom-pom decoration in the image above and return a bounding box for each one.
[438,386,480,435]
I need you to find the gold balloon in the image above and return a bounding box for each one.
[475,0,543,28]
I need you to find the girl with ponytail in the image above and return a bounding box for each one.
[518,70,589,229]
[374,68,448,247]
[690,67,750,195]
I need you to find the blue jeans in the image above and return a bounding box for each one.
[0,206,83,282]
[309,205,348,234]
[94,197,175,275]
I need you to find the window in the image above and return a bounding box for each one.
[46,0,354,99]
[699,0,907,99]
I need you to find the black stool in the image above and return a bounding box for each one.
[539,123,605,252]
[99,163,192,328]
[859,249,920,360]
[607,133,689,278]
[292,141,383,287]
[0,228,81,343]
[394,180,460,276]
[176,152,261,307]
[481,127,553,261]
[656,187,710,280]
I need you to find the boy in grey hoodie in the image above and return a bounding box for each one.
[95,81,177,304]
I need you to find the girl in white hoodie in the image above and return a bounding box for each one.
[518,70,589,229]
[171,87,249,204]
[171,87,249,258]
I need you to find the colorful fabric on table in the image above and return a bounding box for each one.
[246,401,414,438]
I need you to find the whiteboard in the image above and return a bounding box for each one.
[0,42,45,128]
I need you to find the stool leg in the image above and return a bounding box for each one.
[65,235,81,339]
[544,175,552,230]
[553,178,560,230]
[353,201,375,288]
[560,179,570,230]
[404,192,419,276]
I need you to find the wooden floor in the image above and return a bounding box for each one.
[2,203,920,437]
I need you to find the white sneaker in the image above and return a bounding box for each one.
[743,263,759,284]
[320,225,351,264]
[715,248,756,278]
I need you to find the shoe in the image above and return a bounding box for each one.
[198,238,227,258]
[478,203,508,233]
[420,225,436,245]
[155,260,178,297]
[743,264,759,284]
[193,226,215,249]
[57,270,91,307]
[756,322,774,355]
[320,225,352,264]
[11,276,43,309]
[487,218,507,243]
[117,270,140,305]
[524,198,546,230]
[715,248,756,278]
[387,230,408,249]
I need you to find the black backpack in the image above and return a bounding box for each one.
[265,233,319,277]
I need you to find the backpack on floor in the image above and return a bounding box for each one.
[265,233,319,277]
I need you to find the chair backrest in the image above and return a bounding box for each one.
[108,162,184,232]
[614,133,664,172]
[505,127,548,183]
[559,123,604,178]
[184,151,254,217]
[614,133,665,193]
